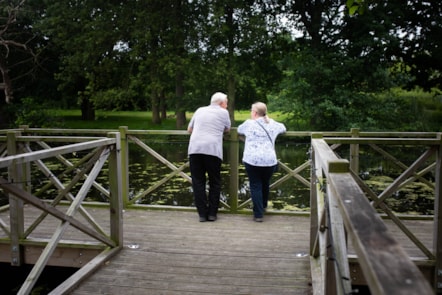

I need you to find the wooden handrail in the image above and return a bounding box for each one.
[311,138,435,295]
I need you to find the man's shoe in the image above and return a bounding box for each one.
[254,217,263,222]
[208,215,217,221]
[199,216,207,222]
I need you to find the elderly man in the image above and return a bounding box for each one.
[187,92,231,222]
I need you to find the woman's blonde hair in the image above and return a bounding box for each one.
[252,102,269,123]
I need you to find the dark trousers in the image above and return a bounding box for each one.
[189,154,222,218]
[244,163,277,218]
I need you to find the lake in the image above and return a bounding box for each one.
[0,138,435,215]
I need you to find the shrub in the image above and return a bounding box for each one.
[14,97,62,128]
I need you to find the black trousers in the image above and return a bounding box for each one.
[189,154,222,218]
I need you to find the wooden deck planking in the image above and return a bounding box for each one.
[0,206,435,294]
[0,205,112,242]
[72,210,313,295]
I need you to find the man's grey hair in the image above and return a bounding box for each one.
[211,92,228,104]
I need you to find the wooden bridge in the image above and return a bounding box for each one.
[0,127,440,294]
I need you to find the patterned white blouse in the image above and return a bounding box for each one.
[237,117,286,167]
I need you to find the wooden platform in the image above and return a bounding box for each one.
[0,206,435,294]
[70,210,312,295]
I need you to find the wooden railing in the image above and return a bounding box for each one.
[1,127,441,294]
[310,130,441,294]
[1,126,312,212]
[119,126,312,212]
[0,130,123,295]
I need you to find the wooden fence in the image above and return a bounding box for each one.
[0,130,123,294]
[310,130,441,294]
[0,126,441,294]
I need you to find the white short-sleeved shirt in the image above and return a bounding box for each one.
[237,117,286,166]
[188,104,231,160]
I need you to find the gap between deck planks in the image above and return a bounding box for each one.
[71,210,313,295]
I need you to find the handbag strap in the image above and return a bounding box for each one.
[256,120,273,147]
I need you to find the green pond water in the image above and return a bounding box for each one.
[0,140,436,215]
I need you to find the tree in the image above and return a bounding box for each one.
[273,1,384,130]
[0,0,40,126]
[346,0,442,91]
[12,0,437,131]
[36,0,127,120]
[29,1,288,128]
[199,0,283,124]
[392,0,442,91]
[118,0,202,127]
[271,1,442,130]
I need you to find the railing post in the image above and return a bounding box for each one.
[18,125,32,194]
[108,132,124,247]
[18,125,29,132]
[310,133,323,257]
[7,131,24,266]
[434,133,442,292]
[118,126,129,208]
[228,128,239,212]
[350,128,359,174]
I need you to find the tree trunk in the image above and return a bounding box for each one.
[160,90,167,120]
[175,71,186,129]
[176,111,186,129]
[0,55,14,104]
[151,89,161,124]
[0,103,13,128]
[225,4,236,126]
[171,0,187,129]
[227,75,236,126]
[80,97,95,121]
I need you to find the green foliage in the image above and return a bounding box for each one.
[1,0,441,132]
[271,47,391,130]
[44,109,292,131]
[346,0,367,15]
[388,89,442,131]
[267,0,442,131]
[91,88,141,111]
[362,93,420,131]
[14,97,62,128]
[271,47,442,131]
[54,109,180,130]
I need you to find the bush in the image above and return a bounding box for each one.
[14,97,63,128]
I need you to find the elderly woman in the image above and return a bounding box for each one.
[237,102,286,222]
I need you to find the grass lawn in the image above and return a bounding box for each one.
[54,109,289,130]
[55,110,174,130]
